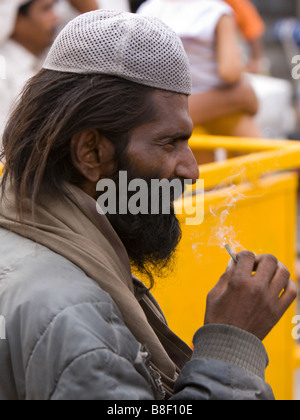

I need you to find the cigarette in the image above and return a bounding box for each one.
[224,243,238,263]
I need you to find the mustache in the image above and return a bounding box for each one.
[113,172,186,209]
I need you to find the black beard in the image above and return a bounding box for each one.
[107,205,182,288]
[104,163,182,288]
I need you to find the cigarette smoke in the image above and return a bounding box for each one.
[192,160,266,256]
[207,185,247,252]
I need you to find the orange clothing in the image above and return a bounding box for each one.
[224,0,265,41]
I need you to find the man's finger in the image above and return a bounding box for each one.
[213,259,235,294]
[253,254,278,286]
[268,261,291,298]
[277,278,297,316]
[229,251,256,286]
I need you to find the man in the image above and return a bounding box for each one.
[0,10,296,400]
[0,0,59,139]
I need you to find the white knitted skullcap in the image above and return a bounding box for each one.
[43,10,192,95]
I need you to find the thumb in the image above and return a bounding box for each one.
[214,259,235,294]
[227,257,235,271]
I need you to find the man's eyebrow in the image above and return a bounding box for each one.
[157,131,193,141]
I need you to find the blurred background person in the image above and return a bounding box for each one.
[130,0,144,12]
[0,0,27,44]
[57,0,130,26]
[138,0,261,139]
[97,0,129,11]
[0,0,59,140]
[224,0,266,75]
[132,0,266,75]
[66,0,99,13]
[135,0,296,140]
[0,0,119,143]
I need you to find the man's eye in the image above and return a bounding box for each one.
[168,140,177,147]
[164,142,176,151]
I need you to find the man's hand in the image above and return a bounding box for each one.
[204,251,297,341]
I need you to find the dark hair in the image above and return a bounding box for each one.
[129,0,147,13]
[0,69,156,213]
[19,1,34,16]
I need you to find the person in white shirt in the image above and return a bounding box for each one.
[138,0,261,139]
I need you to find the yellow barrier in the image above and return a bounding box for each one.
[146,135,300,400]
[2,136,300,398]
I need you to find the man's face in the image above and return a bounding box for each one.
[105,91,199,284]
[14,0,59,55]
[126,90,198,184]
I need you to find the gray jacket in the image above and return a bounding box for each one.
[0,228,274,400]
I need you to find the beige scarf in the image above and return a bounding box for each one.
[0,181,192,397]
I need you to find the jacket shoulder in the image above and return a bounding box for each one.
[0,229,146,399]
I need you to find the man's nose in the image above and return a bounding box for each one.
[175,147,200,185]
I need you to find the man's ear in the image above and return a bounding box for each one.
[71,130,115,183]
